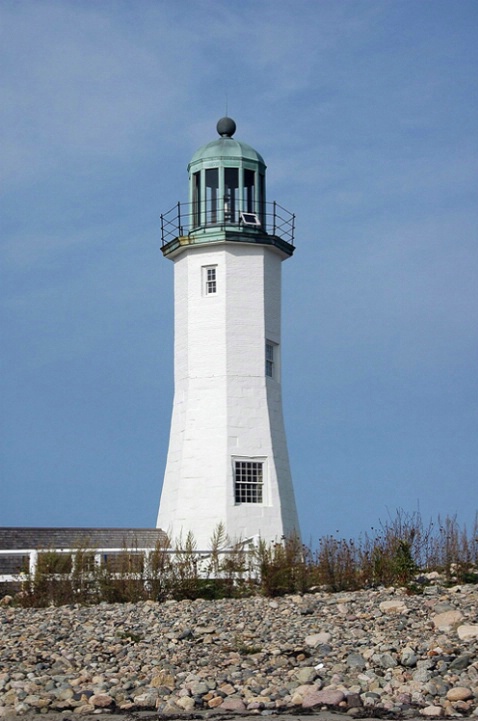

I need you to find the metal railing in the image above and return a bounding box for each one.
[161,200,295,247]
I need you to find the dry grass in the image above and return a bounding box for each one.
[12,510,478,606]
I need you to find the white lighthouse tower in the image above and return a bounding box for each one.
[157,117,300,548]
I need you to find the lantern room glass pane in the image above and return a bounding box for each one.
[243,169,255,213]
[206,168,218,224]
[224,168,239,223]
[193,172,201,228]
[259,173,265,228]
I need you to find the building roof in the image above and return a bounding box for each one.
[0,528,168,551]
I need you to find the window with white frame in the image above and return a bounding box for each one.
[203,265,217,295]
[234,460,263,504]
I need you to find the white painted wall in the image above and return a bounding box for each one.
[157,241,300,549]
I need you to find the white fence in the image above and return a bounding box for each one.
[0,539,260,584]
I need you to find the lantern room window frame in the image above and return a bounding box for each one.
[190,165,266,230]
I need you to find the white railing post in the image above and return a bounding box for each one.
[29,550,38,577]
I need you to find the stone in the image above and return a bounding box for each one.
[294,666,318,684]
[346,693,363,708]
[457,624,478,640]
[132,691,158,708]
[421,705,444,716]
[221,697,246,711]
[89,693,115,708]
[303,689,345,707]
[432,610,463,631]
[449,652,474,670]
[380,600,408,614]
[379,652,397,668]
[400,647,418,666]
[426,678,450,697]
[305,632,331,646]
[150,671,175,689]
[176,695,195,711]
[346,653,366,669]
[446,687,474,701]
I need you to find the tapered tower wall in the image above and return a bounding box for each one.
[157,118,300,549]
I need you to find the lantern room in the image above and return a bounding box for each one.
[188,116,266,231]
[160,117,296,259]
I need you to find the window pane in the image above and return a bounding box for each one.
[243,169,255,213]
[193,172,201,227]
[204,266,217,295]
[224,168,239,222]
[234,461,263,504]
[206,169,218,224]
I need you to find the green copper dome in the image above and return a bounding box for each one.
[189,117,265,169]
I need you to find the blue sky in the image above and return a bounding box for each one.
[1,0,477,545]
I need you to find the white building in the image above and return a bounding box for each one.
[157,117,300,549]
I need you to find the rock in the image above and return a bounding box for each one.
[150,671,175,689]
[421,704,444,716]
[346,693,363,708]
[89,693,115,708]
[132,691,158,707]
[457,624,478,640]
[426,678,450,697]
[400,647,418,666]
[432,610,463,631]
[221,697,246,711]
[305,632,331,646]
[346,653,366,669]
[303,688,345,707]
[449,652,474,670]
[158,699,183,716]
[446,687,474,701]
[380,600,408,614]
[378,652,397,668]
[176,695,195,711]
[294,666,318,684]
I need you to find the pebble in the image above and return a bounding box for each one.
[0,583,477,717]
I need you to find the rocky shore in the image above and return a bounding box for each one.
[1,583,477,718]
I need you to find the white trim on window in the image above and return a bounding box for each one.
[203,265,217,295]
[233,458,266,504]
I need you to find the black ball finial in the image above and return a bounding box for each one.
[217,117,236,137]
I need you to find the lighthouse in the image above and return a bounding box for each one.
[157,117,300,548]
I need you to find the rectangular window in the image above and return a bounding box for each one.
[265,342,274,378]
[234,461,263,504]
[204,265,217,295]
